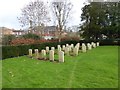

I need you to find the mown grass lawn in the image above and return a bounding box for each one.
[2,46,118,88]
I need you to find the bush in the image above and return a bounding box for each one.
[2,35,16,45]
[2,39,119,60]
[10,38,37,45]
[99,39,119,46]
[21,33,40,40]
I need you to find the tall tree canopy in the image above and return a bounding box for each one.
[51,0,73,42]
[18,0,50,29]
[80,1,120,40]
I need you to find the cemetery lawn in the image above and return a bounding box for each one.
[2,46,118,88]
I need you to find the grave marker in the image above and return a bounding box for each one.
[49,50,54,61]
[46,46,49,53]
[82,44,86,52]
[97,42,100,46]
[93,43,96,48]
[65,47,69,55]
[87,43,92,50]
[73,47,79,56]
[59,51,64,62]
[62,45,65,51]
[29,49,32,57]
[41,50,46,59]
[34,49,39,58]
[51,47,55,51]
[66,44,69,47]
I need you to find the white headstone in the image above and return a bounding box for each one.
[51,47,55,51]
[58,46,61,54]
[76,43,80,48]
[59,51,64,62]
[82,44,86,52]
[46,46,49,53]
[65,47,69,55]
[68,45,72,52]
[41,50,46,59]
[29,49,32,57]
[49,50,54,61]
[91,42,94,48]
[34,49,39,58]
[71,44,74,49]
[62,45,65,51]
[66,44,69,47]
[97,42,100,46]
[57,45,61,49]
[87,43,92,50]
[75,43,80,51]
[93,43,96,48]
[73,47,79,56]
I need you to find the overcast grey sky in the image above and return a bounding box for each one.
[0,0,87,30]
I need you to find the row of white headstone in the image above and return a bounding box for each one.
[28,42,100,63]
[29,48,64,63]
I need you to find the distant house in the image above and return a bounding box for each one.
[31,26,57,40]
[0,27,14,44]
[0,27,26,37]
[43,26,56,40]
[12,30,25,36]
[43,26,68,39]
[0,27,13,35]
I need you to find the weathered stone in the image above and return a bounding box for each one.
[71,44,74,49]
[59,51,64,62]
[29,49,32,57]
[82,44,86,52]
[75,43,80,51]
[93,43,96,48]
[76,43,80,49]
[91,42,94,48]
[73,47,79,56]
[57,45,61,49]
[51,47,55,51]
[46,46,49,53]
[65,47,69,55]
[58,46,61,54]
[62,45,65,51]
[66,44,69,47]
[41,50,46,59]
[49,50,54,61]
[34,49,39,58]
[97,42,99,46]
[82,43,85,46]
[58,45,61,50]
[68,45,72,52]
[87,43,92,50]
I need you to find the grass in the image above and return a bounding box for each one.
[2,46,118,88]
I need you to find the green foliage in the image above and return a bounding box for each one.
[21,33,40,40]
[2,35,16,45]
[2,39,118,59]
[2,46,118,88]
[80,2,120,40]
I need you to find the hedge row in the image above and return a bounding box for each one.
[2,39,119,60]
[2,40,78,60]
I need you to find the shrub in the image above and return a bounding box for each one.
[10,38,37,45]
[2,39,119,60]
[99,39,119,46]
[21,33,40,40]
[2,35,16,45]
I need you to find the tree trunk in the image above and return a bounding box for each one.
[58,32,61,42]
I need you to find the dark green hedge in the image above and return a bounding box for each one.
[2,40,78,60]
[2,39,119,60]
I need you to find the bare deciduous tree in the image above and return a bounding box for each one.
[18,0,50,33]
[51,0,73,42]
